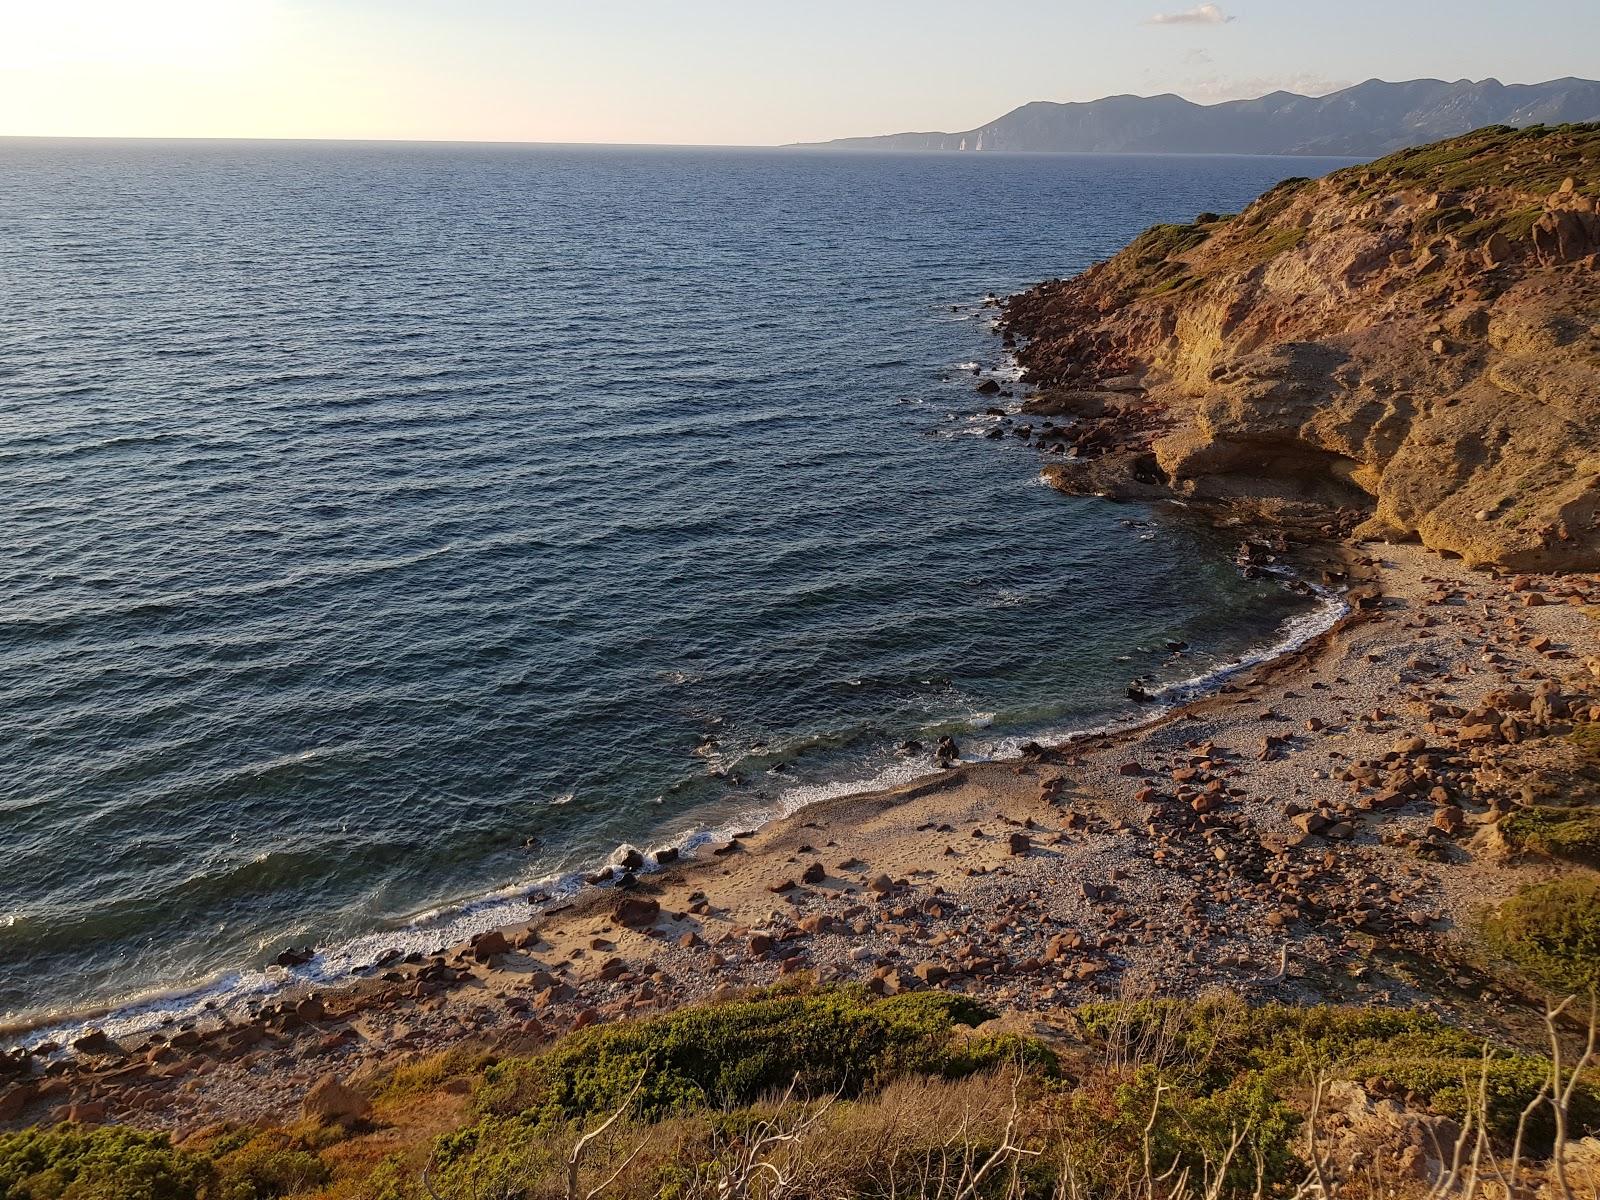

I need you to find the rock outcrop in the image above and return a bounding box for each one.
[1003,123,1600,571]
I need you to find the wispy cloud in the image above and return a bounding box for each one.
[1145,4,1235,26]
[1175,74,1353,102]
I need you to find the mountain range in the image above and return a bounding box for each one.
[796,77,1600,157]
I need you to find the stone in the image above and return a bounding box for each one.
[470,931,512,962]
[303,1073,372,1125]
[800,861,826,885]
[1007,833,1031,856]
[275,946,315,968]
[64,1100,108,1125]
[615,896,661,928]
[0,1084,36,1122]
[70,1030,122,1058]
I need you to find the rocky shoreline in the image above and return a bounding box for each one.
[5,124,1600,1139]
[4,542,1596,1132]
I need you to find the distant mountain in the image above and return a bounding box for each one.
[796,77,1600,157]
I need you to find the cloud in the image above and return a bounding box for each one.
[1176,74,1354,102]
[1145,4,1235,26]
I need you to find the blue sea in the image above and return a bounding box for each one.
[0,140,1354,1037]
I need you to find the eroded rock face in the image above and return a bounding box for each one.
[1004,125,1600,571]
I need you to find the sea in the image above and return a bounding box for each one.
[0,140,1356,1041]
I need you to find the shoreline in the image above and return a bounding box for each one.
[4,540,1596,1130]
[1,544,1348,1050]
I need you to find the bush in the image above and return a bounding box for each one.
[213,1131,331,1200]
[1484,876,1600,992]
[472,987,1020,1128]
[0,1126,213,1200]
[1074,994,1598,1154]
[1501,806,1600,866]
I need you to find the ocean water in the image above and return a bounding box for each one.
[0,140,1354,1037]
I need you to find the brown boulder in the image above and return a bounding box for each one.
[302,1073,372,1125]
[470,931,512,962]
[615,896,661,929]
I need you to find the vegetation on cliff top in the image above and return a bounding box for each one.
[3,987,1597,1199]
[1344,122,1600,196]
[1073,122,1600,304]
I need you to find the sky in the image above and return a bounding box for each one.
[2,0,1597,145]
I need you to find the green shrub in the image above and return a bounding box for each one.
[1074,994,1596,1151]
[213,1132,330,1200]
[1569,723,1600,759]
[1127,222,1211,267]
[1484,876,1600,992]
[473,987,1015,1129]
[0,1126,213,1200]
[1501,806,1600,866]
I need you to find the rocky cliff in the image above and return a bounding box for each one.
[1002,123,1600,571]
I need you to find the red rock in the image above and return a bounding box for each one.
[615,896,661,929]
[0,1084,35,1122]
[1293,812,1331,835]
[470,931,512,962]
[302,1074,371,1125]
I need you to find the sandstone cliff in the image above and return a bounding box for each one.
[1003,123,1600,571]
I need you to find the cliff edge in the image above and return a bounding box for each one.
[1003,123,1600,571]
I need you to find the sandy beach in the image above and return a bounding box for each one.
[7,539,1595,1133]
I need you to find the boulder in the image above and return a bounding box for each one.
[0,1084,36,1122]
[302,1073,372,1125]
[70,1030,123,1058]
[470,931,512,962]
[615,896,661,929]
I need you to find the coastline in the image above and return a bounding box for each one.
[8,536,1594,1132]
[0,537,1345,1047]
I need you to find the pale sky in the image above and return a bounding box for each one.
[2,0,1596,145]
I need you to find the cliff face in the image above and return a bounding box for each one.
[1003,123,1600,571]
